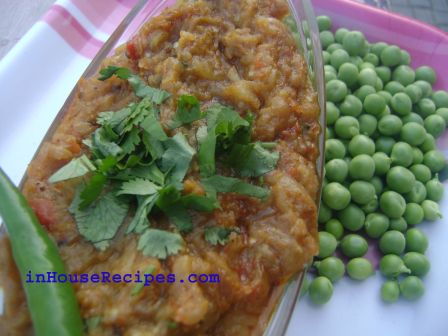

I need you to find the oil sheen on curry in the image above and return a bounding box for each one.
[0,0,320,335]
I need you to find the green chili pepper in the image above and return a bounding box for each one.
[0,168,84,336]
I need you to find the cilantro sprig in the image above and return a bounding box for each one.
[48,66,280,259]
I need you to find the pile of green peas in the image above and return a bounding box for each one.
[307,15,447,305]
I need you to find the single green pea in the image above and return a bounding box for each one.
[375,136,396,155]
[315,257,345,282]
[436,107,448,124]
[325,139,347,161]
[349,154,375,180]
[409,164,432,183]
[359,68,378,87]
[392,65,415,86]
[338,63,359,87]
[359,62,375,71]
[404,181,428,204]
[390,217,408,232]
[317,15,332,31]
[342,31,366,56]
[379,230,406,255]
[403,252,430,277]
[400,276,425,301]
[318,203,332,224]
[371,176,384,195]
[380,191,406,219]
[349,181,377,205]
[403,203,425,226]
[348,134,375,156]
[375,77,384,91]
[379,254,410,278]
[386,166,416,193]
[350,55,363,67]
[323,50,331,64]
[325,71,337,83]
[420,133,436,153]
[416,98,436,118]
[339,203,366,231]
[423,149,446,173]
[335,27,349,43]
[325,64,337,74]
[326,79,348,103]
[365,213,390,238]
[391,92,412,116]
[309,276,334,304]
[381,280,400,303]
[415,65,436,85]
[330,49,350,69]
[421,199,442,221]
[432,90,448,108]
[371,42,388,57]
[326,126,335,140]
[380,45,402,67]
[424,114,446,138]
[327,43,343,54]
[340,95,363,117]
[323,182,351,210]
[400,50,411,65]
[414,80,433,98]
[372,152,391,176]
[325,159,349,183]
[378,114,403,136]
[326,102,340,126]
[364,93,386,116]
[375,66,392,84]
[412,147,424,164]
[400,122,426,146]
[391,142,414,167]
[384,81,405,95]
[405,84,423,104]
[325,219,344,240]
[318,231,338,259]
[406,228,429,253]
[355,85,376,102]
[364,53,379,66]
[358,114,378,136]
[347,258,374,280]
[402,112,424,125]
[334,116,360,139]
[340,234,368,258]
[320,30,335,49]
[426,177,444,202]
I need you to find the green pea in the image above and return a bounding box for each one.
[421,199,442,221]
[323,182,351,210]
[381,280,400,303]
[364,53,379,66]
[400,276,425,301]
[309,276,334,304]
[432,90,448,108]
[378,114,403,136]
[414,80,432,98]
[380,45,402,67]
[330,49,350,69]
[391,92,412,116]
[391,142,414,167]
[349,154,375,180]
[348,134,375,156]
[406,228,428,253]
[326,79,348,103]
[350,56,363,67]
[358,114,378,136]
[392,65,415,86]
[371,176,384,195]
[325,71,337,83]
[420,133,436,153]
[375,136,396,155]
[404,181,427,204]
[423,149,446,173]
[436,107,448,124]
[365,213,390,238]
[327,43,343,54]
[338,63,359,87]
[325,219,344,240]
[339,203,366,231]
[400,122,426,146]
[375,66,392,84]
[325,64,337,74]
[416,98,436,118]
[379,254,410,278]
[404,84,423,104]
[412,147,424,164]
[347,258,374,280]
[375,77,384,91]
[315,257,345,282]
[359,68,378,87]
[386,166,416,193]
[320,30,335,49]
[335,116,360,139]
[424,114,446,138]
[390,217,408,232]
[378,90,393,104]
[380,191,406,219]
[340,95,363,117]
[335,27,349,43]
[349,181,377,205]
[426,177,444,202]
[371,152,391,176]
[359,62,376,72]
[402,112,424,125]
[326,102,340,126]
[410,164,432,183]
[326,127,334,140]
[371,42,388,57]
[340,234,368,258]
[403,252,430,277]
[343,31,366,56]
[379,230,406,255]
[318,203,332,224]
[403,203,424,225]
[400,50,411,65]
[415,65,436,85]
[385,81,405,95]
[318,231,338,258]
[325,159,348,183]
[355,85,376,102]
[364,93,386,116]
[325,139,346,161]
[323,50,331,64]
[317,15,332,31]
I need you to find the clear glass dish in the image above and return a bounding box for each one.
[2,0,325,334]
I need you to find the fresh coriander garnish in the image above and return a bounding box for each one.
[49,66,279,258]
[131,265,156,296]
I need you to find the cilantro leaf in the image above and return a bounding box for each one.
[120,128,141,155]
[92,128,123,157]
[127,194,157,234]
[181,194,219,212]
[48,155,96,183]
[228,142,279,177]
[69,188,129,245]
[131,265,155,296]
[204,226,239,246]
[117,178,160,196]
[137,229,184,259]
[85,316,102,331]
[169,95,203,129]
[197,127,217,177]
[79,174,107,209]
[201,175,270,200]
[98,66,132,81]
